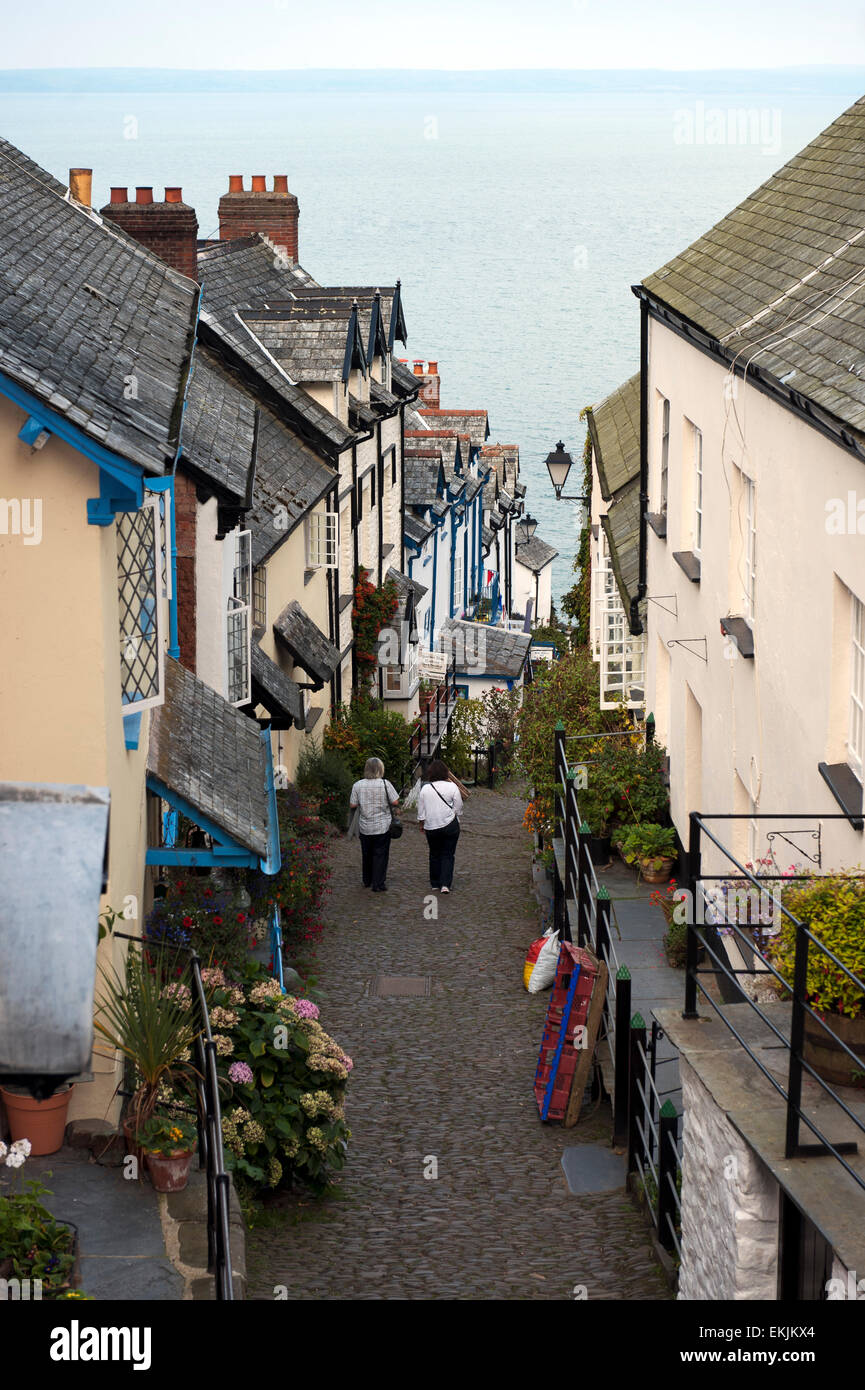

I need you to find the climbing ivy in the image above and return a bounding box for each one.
[560,408,593,647]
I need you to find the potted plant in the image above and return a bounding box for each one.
[577,781,617,865]
[93,946,202,1152]
[136,1112,198,1193]
[619,823,678,883]
[0,1082,73,1156]
[0,1145,78,1296]
[769,870,865,1088]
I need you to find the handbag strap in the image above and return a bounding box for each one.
[381,778,395,825]
[431,781,456,811]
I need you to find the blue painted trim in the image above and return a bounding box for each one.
[260,727,282,876]
[146,772,261,868]
[147,848,255,868]
[430,522,438,641]
[123,709,143,751]
[270,904,286,991]
[162,808,179,848]
[18,415,50,447]
[147,476,180,660]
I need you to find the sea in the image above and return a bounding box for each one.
[1,70,862,603]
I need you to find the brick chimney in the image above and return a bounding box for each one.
[100,186,199,281]
[217,175,299,261]
[419,360,440,409]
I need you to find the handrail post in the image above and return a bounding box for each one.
[596,884,611,977]
[613,966,632,1147]
[657,1100,678,1251]
[553,720,566,836]
[684,811,701,1018]
[627,1012,647,1174]
[785,919,810,1159]
[576,819,591,947]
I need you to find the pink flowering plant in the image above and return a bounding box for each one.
[198,962,352,1197]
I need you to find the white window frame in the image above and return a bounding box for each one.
[693,426,703,556]
[117,494,166,713]
[452,546,464,615]
[743,474,756,623]
[224,528,252,706]
[849,594,865,780]
[659,395,670,515]
[307,510,339,569]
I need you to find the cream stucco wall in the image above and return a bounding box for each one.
[645,318,865,874]
[0,394,153,1124]
[195,494,227,697]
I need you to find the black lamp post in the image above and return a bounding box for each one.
[516,513,538,546]
[545,441,589,503]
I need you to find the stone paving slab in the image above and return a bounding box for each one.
[248,787,671,1301]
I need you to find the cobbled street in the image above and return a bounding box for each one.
[248,787,671,1300]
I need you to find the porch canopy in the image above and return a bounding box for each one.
[250,641,305,730]
[0,782,109,1092]
[273,599,340,690]
[147,656,280,873]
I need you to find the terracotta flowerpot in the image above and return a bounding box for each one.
[803,1011,865,1088]
[640,857,677,885]
[145,1149,195,1193]
[0,1084,72,1156]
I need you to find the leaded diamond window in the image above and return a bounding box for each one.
[116,498,165,711]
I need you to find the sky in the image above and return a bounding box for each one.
[3,0,865,71]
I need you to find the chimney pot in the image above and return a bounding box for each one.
[135,187,153,205]
[165,187,183,203]
[228,174,244,192]
[109,186,128,204]
[251,175,266,192]
[428,360,438,374]
[69,168,92,208]
[413,360,424,375]
[273,175,289,194]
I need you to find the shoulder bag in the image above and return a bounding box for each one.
[382,779,403,838]
[431,781,458,827]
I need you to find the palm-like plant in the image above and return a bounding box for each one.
[93,947,202,1137]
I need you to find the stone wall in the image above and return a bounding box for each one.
[678,1057,780,1300]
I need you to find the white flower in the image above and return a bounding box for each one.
[10,1138,31,1157]
[5,1151,26,1168]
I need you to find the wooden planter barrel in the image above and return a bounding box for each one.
[803,1011,865,1088]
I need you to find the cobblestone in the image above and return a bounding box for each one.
[248,787,671,1300]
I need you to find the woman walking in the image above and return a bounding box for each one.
[417,759,464,893]
[349,757,401,892]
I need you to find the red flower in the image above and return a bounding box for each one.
[182,916,193,927]
[237,913,246,923]
[213,915,223,926]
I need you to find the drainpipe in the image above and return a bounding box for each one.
[351,442,358,693]
[376,419,384,587]
[632,294,649,637]
[400,404,406,574]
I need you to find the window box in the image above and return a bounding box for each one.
[818,761,864,831]
[720,615,754,658]
[673,550,701,583]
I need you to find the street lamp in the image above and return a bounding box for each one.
[516,513,538,546]
[545,441,589,502]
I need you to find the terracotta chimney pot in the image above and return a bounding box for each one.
[428,360,438,374]
[69,168,92,207]
[273,175,289,194]
[135,187,153,205]
[228,174,244,192]
[251,175,266,192]
[164,187,183,203]
[413,360,424,375]
[109,186,128,204]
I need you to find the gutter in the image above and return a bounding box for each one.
[631,282,865,467]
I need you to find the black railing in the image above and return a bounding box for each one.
[115,933,234,1299]
[685,811,865,1192]
[408,658,459,776]
[549,721,683,1259]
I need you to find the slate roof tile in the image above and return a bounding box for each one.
[273,600,341,687]
[440,618,531,679]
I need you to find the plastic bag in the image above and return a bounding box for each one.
[524,928,560,993]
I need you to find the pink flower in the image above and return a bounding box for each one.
[229,1061,254,1085]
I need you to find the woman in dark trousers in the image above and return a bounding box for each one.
[417,758,464,893]
[349,757,400,892]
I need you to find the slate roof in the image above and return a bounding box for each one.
[441,618,531,679]
[288,286,407,355]
[181,347,255,501]
[273,600,341,687]
[197,235,315,320]
[481,523,494,551]
[640,96,865,439]
[241,303,364,384]
[420,408,489,447]
[587,373,641,500]
[404,404,428,432]
[384,566,428,629]
[391,359,421,399]
[601,479,641,613]
[404,511,435,546]
[0,137,198,475]
[248,401,337,566]
[148,657,270,857]
[405,457,445,508]
[515,535,559,573]
[480,443,520,505]
[251,642,304,729]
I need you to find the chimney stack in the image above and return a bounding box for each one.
[417,360,441,409]
[69,168,92,207]
[217,174,299,262]
[100,186,199,282]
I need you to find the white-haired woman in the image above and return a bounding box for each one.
[349,757,400,892]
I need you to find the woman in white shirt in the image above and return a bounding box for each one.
[417,758,464,893]
[349,757,401,892]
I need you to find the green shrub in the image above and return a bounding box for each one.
[324,699,413,789]
[296,742,354,829]
[619,823,677,871]
[771,871,865,1019]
